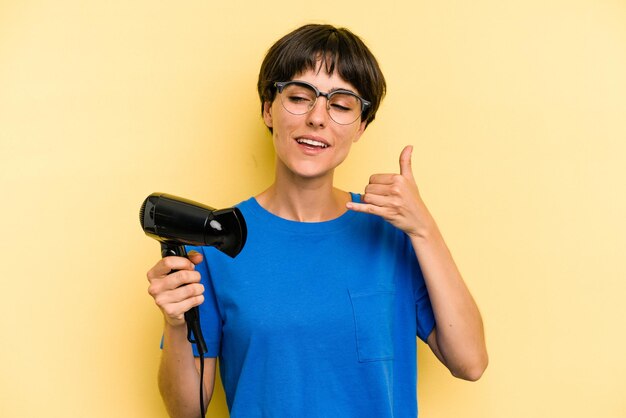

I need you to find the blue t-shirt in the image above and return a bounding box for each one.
[187,194,435,417]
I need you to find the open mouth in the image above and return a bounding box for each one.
[296,138,329,149]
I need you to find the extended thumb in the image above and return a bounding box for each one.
[399,145,414,178]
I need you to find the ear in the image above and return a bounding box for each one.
[352,120,367,143]
[262,101,273,129]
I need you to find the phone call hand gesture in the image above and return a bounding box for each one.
[347,145,435,239]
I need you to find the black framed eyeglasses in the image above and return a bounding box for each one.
[274,80,371,125]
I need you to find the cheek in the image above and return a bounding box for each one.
[271,114,294,151]
[333,130,358,160]
[270,104,293,130]
[338,126,362,146]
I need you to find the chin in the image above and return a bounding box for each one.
[282,163,332,181]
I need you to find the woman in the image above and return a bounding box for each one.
[147,24,488,418]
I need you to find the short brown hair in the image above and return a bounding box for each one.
[257,24,386,128]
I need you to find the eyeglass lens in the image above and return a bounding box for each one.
[279,83,362,125]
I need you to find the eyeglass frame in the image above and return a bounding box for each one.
[274,80,372,125]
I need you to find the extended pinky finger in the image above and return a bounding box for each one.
[346,201,385,217]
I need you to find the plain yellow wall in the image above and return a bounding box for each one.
[1,1,625,417]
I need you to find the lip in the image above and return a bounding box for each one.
[293,135,331,149]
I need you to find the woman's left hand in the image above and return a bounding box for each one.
[347,145,434,238]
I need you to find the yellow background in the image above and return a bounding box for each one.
[1,1,625,417]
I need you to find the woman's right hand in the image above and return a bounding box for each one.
[146,250,205,327]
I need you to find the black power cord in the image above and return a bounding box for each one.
[161,244,208,417]
[198,351,205,417]
[186,316,207,417]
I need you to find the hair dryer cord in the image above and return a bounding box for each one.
[160,243,208,417]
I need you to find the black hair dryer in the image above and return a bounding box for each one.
[140,192,247,354]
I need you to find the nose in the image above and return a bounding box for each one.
[305,96,330,128]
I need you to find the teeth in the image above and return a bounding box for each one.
[297,138,328,148]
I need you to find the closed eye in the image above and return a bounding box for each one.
[287,95,312,103]
[330,103,352,112]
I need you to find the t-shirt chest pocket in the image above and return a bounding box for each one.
[348,287,395,362]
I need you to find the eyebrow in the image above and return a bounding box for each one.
[328,86,356,94]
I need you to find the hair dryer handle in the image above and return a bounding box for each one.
[160,243,208,355]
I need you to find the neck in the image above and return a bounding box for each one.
[256,169,350,222]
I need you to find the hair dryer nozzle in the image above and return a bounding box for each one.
[211,207,247,257]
